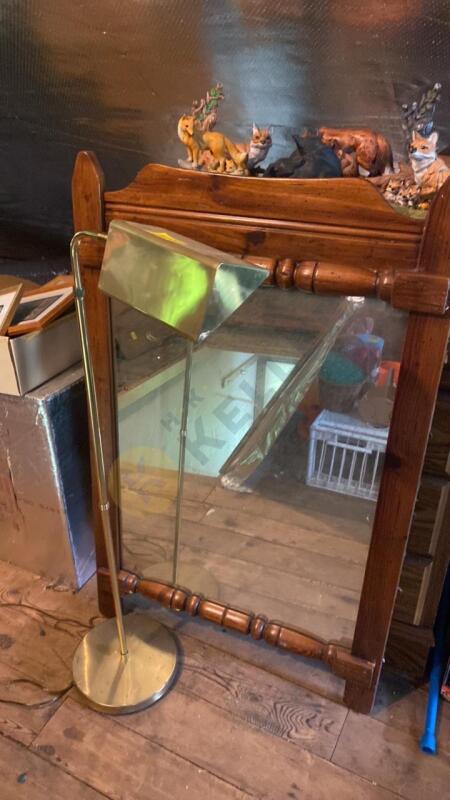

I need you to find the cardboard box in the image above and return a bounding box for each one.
[0,312,81,396]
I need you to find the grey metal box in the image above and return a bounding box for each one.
[0,365,94,588]
[0,313,81,396]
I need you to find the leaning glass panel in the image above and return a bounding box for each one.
[176,289,407,648]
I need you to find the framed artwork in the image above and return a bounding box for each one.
[8,286,74,337]
[0,284,24,336]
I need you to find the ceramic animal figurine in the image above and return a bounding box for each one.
[264,135,342,178]
[246,124,273,169]
[409,130,450,197]
[180,120,271,174]
[225,124,272,172]
[177,114,248,173]
[219,124,272,173]
[179,85,270,175]
[401,83,442,142]
[370,163,421,208]
[336,145,359,177]
[369,83,448,209]
[319,127,393,176]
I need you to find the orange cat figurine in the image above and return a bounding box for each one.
[177,114,247,173]
[409,130,450,198]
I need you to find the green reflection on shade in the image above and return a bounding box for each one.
[161,254,209,329]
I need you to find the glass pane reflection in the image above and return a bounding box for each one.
[112,300,189,583]
[113,289,407,647]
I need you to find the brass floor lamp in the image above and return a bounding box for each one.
[70,221,266,714]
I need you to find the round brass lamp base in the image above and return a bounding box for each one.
[73,614,178,714]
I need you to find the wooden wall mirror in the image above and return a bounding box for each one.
[72,151,450,713]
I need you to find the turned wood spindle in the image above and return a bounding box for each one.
[103,568,375,688]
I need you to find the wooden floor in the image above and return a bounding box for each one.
[0,559,449,799]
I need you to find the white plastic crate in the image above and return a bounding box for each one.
[306,410,388,501]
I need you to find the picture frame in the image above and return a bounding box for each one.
[0,284,24,336]
[7,286,74,337]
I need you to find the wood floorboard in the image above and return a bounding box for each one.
[0,561,98,694]
[123,526,361,619]
[254,478,374,540]
[0,560,97,751]
[372,672,450,759]
[0,733,105,799]
[121,468,216,504]
[197,502,370,561]
[332,710,450,800]
[212,584,356,645]
[0,660,64,747]
[0,604,82,692]
[122,516,365,592]
[120,468,370,651]
[122,532,361,643]
[119,487,206,522]
[115,681,399,800]
[0,560,99,625]
[0,560,447,799]
[122,501,368,567]
[122,470,372,545]
[32,697,253,800]
[173,631,348,759]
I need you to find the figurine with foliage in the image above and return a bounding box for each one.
[372,83,449,208]
[178,84,272,175]
[191,82,225,132]
[178,114,248,173]
[402,84,449,198]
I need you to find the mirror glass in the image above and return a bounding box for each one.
[113,287,407,647]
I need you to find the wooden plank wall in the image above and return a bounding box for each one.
[387,347,450,679]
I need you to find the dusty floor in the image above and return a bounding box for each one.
[0,559,448,799]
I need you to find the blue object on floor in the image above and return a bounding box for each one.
[420,564,450,754]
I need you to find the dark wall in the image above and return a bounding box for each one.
[1,0,449,260]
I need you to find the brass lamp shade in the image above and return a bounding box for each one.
[98,220,267,341]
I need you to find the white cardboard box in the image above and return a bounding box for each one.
[0,313,81,396]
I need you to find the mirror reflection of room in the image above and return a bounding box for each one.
[114,287,407,648]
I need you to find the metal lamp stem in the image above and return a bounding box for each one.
[70,231,128,658]
[172,340,193,585]
[70,222,263,713]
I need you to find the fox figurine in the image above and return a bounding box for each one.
[319,126,393,176]
[178,114,247,173]
[219,124,273,173]
[409,130,450,197]
[246,124,272,169]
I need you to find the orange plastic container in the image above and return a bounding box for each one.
[377,361,401,388]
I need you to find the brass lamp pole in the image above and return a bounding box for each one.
[70,230,178,714]
[70,222,266,714]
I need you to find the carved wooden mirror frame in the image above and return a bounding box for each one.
[72,151,450,713]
